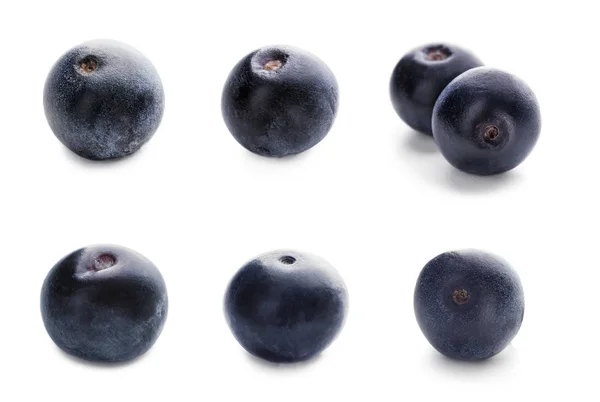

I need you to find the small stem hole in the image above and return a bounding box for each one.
[452,289,470,305]
[424,45,452,61]
[279,256,296,265]
[264,59,283,71]
[79,56,98,75]
[93,254,116,271]
[484,125,500,141]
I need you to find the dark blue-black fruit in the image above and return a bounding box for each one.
[414,250,524,361]
[40,244,168,362]
[432,67,541,175]
[44,39,165,160]
[389,43,483,135]
[224,250,348,362]
[221,45,338,157]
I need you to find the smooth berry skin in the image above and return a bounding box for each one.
[40,245,168,362]
[432,67,541,175]
[224,250,348,363]
[221,45,339,157]
[414,250,524,361]
[390,43,483,135]
[44,39,165,160]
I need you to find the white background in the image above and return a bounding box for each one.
[1,0,597,400]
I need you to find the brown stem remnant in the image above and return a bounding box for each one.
[452,289,470,305]
[426,50,448,61]
[264,59,283,71]
[484,125,500,141]
[80,58,98,75]
[94,254,116,271]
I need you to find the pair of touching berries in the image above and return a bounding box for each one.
[390,44,541,175]
[44,40,540,175]
[41,246,524,363]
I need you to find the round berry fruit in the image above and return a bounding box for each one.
[44,39,165,160]
[40,244,168,362]
[390,43,483,135]
[432,67,541,175]
[414,249,524,361]
[224,250,348,362]
[222,45,339,157]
